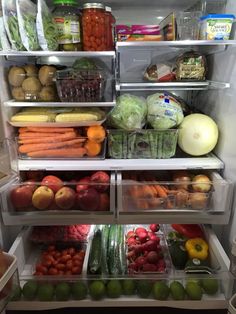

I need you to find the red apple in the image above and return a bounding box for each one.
[10,186,33,210]
[55,187,76,210]
[77,188,100,211]
[97,193,110,211]
[32,186,54,210]
[47,200,61,211]
[41,175,63,193]
[23,179,37,192]
[76,176,91,193]
[90,171,110,192]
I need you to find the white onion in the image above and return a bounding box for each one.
[178,113,219,156]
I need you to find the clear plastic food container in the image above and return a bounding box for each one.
[108,129,178,159]
[55,68,106,102]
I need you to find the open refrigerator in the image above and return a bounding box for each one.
[0,0,235,312]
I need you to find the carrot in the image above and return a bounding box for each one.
[154,185,167,198]
[19,131,77,139]
[18,132,81,145]
[27,147,87,158]
[27,127,75,133]
[18,127,29,133]
[149,185,158,197]
[142,185,156,198]
[19,138,86,154]
[161,185,169,193]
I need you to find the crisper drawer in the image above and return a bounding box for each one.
[117,170,233,224]
[1,171,116,225]
[7,225,233,310]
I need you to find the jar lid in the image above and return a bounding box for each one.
[105,6,112,12]
[83,3,105,9]
[53,0,78,5]
[231,237,236,256]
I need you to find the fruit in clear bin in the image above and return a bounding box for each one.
[23,180,37,192]
[97,193,110,211]
[149,224,160,233]
[89,280,106,300]
[146,251,160,264]
[136,280,152,298]
[188,192,208,210]
[152,281,170,300]
[185,281,202,300]
[47,199,61,211]
[201,278,218,295]
[10,185,33,210]
[72,281,88,300]
[37,283,54,301]
[173,170,191,190]
[192,174,212,193]
[77,188,100,211]
[87,125,106,143]
[55,187,76,210]
[107,280,123,298]
[76,176,91,193]
[22,281,38,300]
[55,282,71,301]
[170,281,185,300]
[41,175,63,193]
[122,280,136,296]
[90,171,110,192]
[32,186,54,210]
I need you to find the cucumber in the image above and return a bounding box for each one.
[108,225,120,275]
[118,225,127,275]
[101,225,110,275]
[88,227,102,274]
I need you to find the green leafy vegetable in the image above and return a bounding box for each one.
[7,15,25,50]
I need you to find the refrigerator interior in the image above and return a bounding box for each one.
[0,0,235,310]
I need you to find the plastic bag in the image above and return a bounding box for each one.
[36,0,58,51]
[0,16,11,50]
[2,0,25,50]
[16,0,40,51]
[144,63,176,82]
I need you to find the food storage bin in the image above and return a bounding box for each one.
[1,171,116,225]
[108,129,178,159]
[199,14,235,40]
[8,65,58,102]
[117,171,233,224]
[55,68,106,102]
[17,137,107,160]
[0,252,19,311]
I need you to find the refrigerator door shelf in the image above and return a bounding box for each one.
[7,226,233,310]
[117,171,233,224]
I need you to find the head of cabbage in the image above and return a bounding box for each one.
[108,94,147,130]
[147,92,184,129]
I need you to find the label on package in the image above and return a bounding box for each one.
[54,16,81,44]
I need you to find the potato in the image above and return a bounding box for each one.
[38,65,57,86]
[22,77,42,93]
[23,64,38,77]
[11,87,25,101]
[8,66,25,87]
[39,86,57,101]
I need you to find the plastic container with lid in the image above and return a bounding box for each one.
[105,6,115,50]
[199,14,235,40]
[52,0,82,51]
[82,3,107,51]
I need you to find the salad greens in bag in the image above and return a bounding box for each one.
[108,94,147,130]
[36,0,58,51]
[16,0,40,51]
[2,0,25,50]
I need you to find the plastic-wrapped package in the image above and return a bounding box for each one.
[2,0,25,50]
[36,0,58,51]
[176,51,207,81]
[144,63,175,82]
[16,0,40,51]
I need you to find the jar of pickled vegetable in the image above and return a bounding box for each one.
[105,6,115,50]
[82,3,107,51]
[52,0,82,51]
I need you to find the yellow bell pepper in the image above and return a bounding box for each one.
[185,238,208,260]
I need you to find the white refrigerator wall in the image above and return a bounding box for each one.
[196,0,236,254]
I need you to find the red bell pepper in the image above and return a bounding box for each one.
[171,224,204,239]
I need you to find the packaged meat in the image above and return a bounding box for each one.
[144,63,175,82]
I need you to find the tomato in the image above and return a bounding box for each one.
[58,270,64,275]
[66,260,73,270]
[55,252,61,259]
[60,254,71,263]
[72,266,81,274]
[68,248,75,256]
[65,270,72,275]
[56,263,66,270]
[96,38,101,46]
[48,267,58,275]
[72,259,82,267]
[42,259,52,267]
[36,264,48,274]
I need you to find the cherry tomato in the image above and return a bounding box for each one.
[48,267,58,275]
[65,270,72,275]
[66,260,73,270]
[56,263,66,270]
[42,259,52,267]
[60,254,71,263]
[72,266,81,274]
[68,248,75,256]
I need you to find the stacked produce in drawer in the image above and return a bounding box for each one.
[119,170,230,212]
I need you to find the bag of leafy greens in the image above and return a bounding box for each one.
[16,0,40,51]
[0,16,11,50]
[36,0,58,51]
[2,0,25,50]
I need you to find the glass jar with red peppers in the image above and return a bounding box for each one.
[105,6,115,50]
[82,3,107,51]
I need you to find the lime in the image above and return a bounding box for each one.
[22,281,38,300]
[11,286,22,301]
[55,282,71,301]
[122,280,136,295]
[136,280,152,298]
[37,283,54,301]
[185,281,202,300]
[170,281,185,300]
[89,280,106,300]
[201,278,219,295]
[72,281,88,300]
[107,280,122,298]
[152,281,170,300]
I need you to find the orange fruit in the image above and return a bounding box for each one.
[84,140,102,157]
[87,125,106,143]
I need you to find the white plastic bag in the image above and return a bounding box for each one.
[36,0,58,51]
[16,0,40,51]
[0,17,11,51]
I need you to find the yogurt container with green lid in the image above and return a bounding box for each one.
[199,14,235,40]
